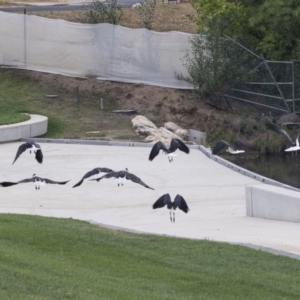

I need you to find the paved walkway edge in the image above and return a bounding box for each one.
[90,221,300,260]
[198,145,300,192]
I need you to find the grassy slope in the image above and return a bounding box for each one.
[0,69,141,140]
[1,214,300,300]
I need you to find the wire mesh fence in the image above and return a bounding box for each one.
[223,38,300,113]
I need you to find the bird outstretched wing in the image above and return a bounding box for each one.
[73,167,114,188]
[234,139,255,151]
[149,141,169,161]
[212,140,230,155]
[0,181,19,187]
[173,194,189,213]
[152,193,171,209]
[169,138,190,154]
[265,123,294,145]
[12,142,33,165]
[17,178,35,184]
[43,178,69,185]
[94,171,119,182]
[17,177,69,185]
[126,172,154,190]
[35,149,43,164]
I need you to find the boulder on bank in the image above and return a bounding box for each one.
[132,115,189,144]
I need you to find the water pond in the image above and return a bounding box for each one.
[224,153,300,189]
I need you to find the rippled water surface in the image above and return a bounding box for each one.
[224,154,300,189]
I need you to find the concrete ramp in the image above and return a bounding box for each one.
[1,141,300,258]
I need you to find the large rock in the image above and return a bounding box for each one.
[175,128,189,140]
[132,115,160,138]
[165,121,189,140]
[159,127,182,141]
[164,122,181,133]
[132,115,190,143]
[132,115,158,131]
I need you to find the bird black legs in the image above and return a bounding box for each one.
[169,211,175,222]
[168,156,173,163]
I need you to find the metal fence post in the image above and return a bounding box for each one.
[292,60,295,112]
[24,8,27,68]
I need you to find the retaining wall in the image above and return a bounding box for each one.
[246,184,300,223]
[0,114,48,142]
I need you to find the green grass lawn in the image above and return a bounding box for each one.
[0,214,300,300]
[0,69,142,140]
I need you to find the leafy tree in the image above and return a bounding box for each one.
[247,0,300,60]
[190,0,300,60]
[177,16,250,103]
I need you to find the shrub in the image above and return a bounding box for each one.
[134,1,156,30]
[85,0,123,24]
[176,16,250,102]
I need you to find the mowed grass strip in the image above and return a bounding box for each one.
[0,214,300,300]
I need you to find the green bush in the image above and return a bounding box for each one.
[176,17,250,100]
[134,1,156,30]
[85,0,123,24]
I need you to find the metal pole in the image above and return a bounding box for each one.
[292,60,295,112]
[24,8,27,68]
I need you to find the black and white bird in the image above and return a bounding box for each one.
[93,168,154,190]
[265,123,300,152]
[73,167,114,188]
[0,174,69,190]
[212,139,253,155]
[12,141,43,165]
[149,138,190,162]
[152,193,189,222]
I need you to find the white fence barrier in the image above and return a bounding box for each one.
[0,11,194,89]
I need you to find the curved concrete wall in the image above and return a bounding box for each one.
[0,114,48,142]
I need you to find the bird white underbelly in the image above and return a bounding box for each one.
[34,180,45,189]
[167,153,178,157]
[227,148,245,154]
[115,176,128,186]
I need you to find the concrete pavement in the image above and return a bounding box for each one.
[1,141,300,258]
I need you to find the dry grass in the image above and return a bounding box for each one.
[26,2,197,33]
